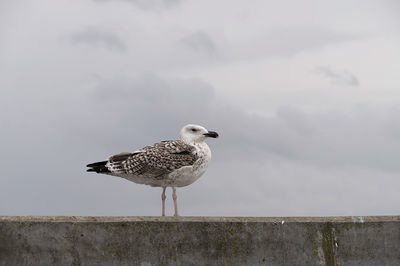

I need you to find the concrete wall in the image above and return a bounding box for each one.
[0,216,399,266]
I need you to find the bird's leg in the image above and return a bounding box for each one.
[172,187,179,217]
[161,187,167,216]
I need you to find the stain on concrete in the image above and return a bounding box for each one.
[321,223,336,266]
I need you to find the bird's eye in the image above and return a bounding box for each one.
[191,128,198,132]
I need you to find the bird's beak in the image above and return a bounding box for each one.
[203,131,219,138]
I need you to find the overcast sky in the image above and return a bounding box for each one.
[1,0,400,217]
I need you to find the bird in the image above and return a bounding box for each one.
[86,124,219,216]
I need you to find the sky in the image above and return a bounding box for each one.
[1,0,400,217]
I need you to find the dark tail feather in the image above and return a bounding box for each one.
[86,161,110,173]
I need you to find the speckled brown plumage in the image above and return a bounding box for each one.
[107,140,198,179]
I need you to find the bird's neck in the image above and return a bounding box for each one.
[180,137,205,146]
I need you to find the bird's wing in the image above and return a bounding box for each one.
[107,140,198,179]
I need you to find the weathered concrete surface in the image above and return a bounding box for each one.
[0,216,399,266]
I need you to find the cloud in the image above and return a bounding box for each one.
[93,0,180,10]
[70,27,127,52]
[181,31,217,56]
[223,26,361,63]
[315,66,359,86]
[166,26,362,70]
[64,19,362,73]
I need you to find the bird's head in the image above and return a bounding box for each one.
[179,124,219,144]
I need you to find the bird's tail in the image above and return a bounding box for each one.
[86,161,110,173]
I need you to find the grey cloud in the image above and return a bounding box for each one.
[227,25,363,60]
[93,0,180,10]
[274,26,357,54]
[172,26,362,68]
[315,66,359,86]
[70,28,126,52]
[93,74,215,104]
[67,24,361,72]
[181,31,217,56]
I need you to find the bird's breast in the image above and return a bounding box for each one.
[193,142,211,170]
[166,142,211,187]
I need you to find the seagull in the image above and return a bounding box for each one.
[86,124,219,216]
